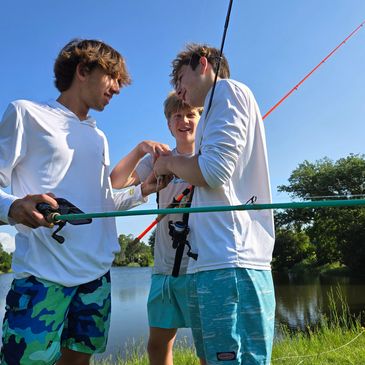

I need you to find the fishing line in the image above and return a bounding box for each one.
[272,328,365,362]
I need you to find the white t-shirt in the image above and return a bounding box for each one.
[136,149,193,275]
[0,100,145,286]
[187,79,275,273]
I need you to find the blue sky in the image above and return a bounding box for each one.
[1,0,364,246]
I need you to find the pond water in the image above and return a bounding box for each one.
[0,267,364,360]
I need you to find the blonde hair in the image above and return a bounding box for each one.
[163,91,203,120]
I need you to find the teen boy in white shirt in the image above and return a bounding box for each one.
[154,44,276,365]
[0,39,158,365]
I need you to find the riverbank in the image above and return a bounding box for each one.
[93,326,365,365]
[92,289,365,365]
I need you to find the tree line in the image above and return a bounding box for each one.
[273,154,365,275]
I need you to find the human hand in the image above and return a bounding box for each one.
[137,141,171,162]
[141,171,172,196]
[153,155,174,177]
[9,193,58,229]
[153,155,176,191]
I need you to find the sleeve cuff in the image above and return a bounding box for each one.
[113,184,148,211]
[0,190,18,225]
[133,184,149,204]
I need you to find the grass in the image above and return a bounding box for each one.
[93,287,365,365]
[92,340,198,365]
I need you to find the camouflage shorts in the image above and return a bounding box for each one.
[0,271,111,365]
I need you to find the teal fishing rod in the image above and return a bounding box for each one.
[53,198,365,223]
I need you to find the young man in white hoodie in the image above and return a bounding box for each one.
[154,43,276,365]
[0,39,157,365]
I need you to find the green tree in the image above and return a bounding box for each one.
[0,243,12,273]
[277,154,365,271]
[272,229,314,270]
[148,228,156,257]
[114,233,153,267]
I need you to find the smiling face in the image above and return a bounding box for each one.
[168,107,200,151]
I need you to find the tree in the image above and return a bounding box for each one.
[114,233,153,267]
[272,229,314,270]
[148,228,156,257]
[276,154,365,271]
[0,243,12,273]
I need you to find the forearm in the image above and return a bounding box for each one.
[165,155,208,187]
[110,146,142,188]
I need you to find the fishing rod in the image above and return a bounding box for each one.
[129,19,365,241]
[3,20,364,232]
[127,19,365,242]
[131,185,192,244]
[262,20,365,120]
[132,0,235,245]
[54,198,365,222]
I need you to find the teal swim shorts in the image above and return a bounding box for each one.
[188,268,275,364]
[147,274,191,329]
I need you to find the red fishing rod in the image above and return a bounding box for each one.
[262,20,365,120]
[132,185,192,244]
[130,20,365,244]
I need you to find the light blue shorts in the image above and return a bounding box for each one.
[188,268,275,365]
[147,274,191,329]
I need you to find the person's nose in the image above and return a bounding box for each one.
[111,79,120,95]
[176,82,182,97]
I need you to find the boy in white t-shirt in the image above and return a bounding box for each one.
[111,92,202,365]
[153,44,276,365]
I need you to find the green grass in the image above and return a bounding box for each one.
[93,288,365,365]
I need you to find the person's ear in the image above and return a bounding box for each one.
[199,57,209,74]
[167,119,175,137]
[167,119,173,133]
[76,63,88,81]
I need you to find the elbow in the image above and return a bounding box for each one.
[199,165,232,189]
[109,171,120,189]
[198,155,235,189]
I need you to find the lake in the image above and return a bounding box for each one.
[0,267,364,360]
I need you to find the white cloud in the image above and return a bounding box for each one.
[0,232,15,253]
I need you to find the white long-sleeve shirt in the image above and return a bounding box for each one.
[0,99,145,286]
[187,79,275,273]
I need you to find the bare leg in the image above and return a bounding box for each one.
[56,348,91,365]
[199,358,207,365]
[147,327,178,365]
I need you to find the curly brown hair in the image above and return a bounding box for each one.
[170,43,230,88]
[54,39,131,92]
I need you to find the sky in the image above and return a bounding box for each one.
[0,0,364,250]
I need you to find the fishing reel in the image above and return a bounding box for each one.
[168,221,190,249]
[168,220,198,262]
[36,198,92,244]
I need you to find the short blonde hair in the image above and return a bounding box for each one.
[163,91,203,120]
